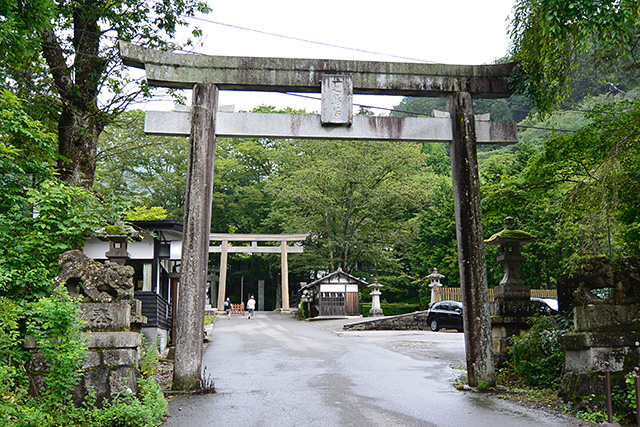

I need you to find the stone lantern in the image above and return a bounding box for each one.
[485,216,536,300]
[97,223,142,265]
[426,268,444,305]
[485,216,537,367]
[368,279,384,317]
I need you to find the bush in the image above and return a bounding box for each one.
[501,314,572,389]
[24,288,88,403]
[89,377,168,427]
[0,298,28,395]
[139,339,159,379]
[0,291,168,426]
[359,303,420,317]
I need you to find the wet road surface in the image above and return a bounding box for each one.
[162,312,590,427]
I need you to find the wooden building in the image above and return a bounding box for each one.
[301,268,367,317]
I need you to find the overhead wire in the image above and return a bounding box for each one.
[183,15,440,64]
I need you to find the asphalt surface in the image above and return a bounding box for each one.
[162,312,591,427]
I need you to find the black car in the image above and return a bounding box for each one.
[530,297,559,315]
[426,300,463,332]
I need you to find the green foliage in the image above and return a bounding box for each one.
[89,377,168,427]
[520,96,640,259]
[391,97,446,118]
[267,138,429,278]
[0,89,57,176]
[24,288,88,403]
[139,340,159,379]
[298,301,310,319]
[509,0,640,113]
[124,206,168,221]
[606,371,640,423]
[1,0,211,186]
[575,410,608,424]
[502,315,573,389]
[0,298,28,403]
[1,92,110,299]
[96,111,189,220]
[0,178,107,298]
[410,176,460,291]
[0,294,168,426]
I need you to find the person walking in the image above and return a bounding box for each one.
[247,295,256,320]
[224,297,232,319]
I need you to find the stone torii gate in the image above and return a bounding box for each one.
[209,233,308,312]
[119,42,517,389]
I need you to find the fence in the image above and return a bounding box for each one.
[231,303,245,315]
[435,287,557,303]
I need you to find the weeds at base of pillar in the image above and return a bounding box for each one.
[193,367,216,395]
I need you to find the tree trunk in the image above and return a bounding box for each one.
[57,103,101,188]
[40,3,105,189]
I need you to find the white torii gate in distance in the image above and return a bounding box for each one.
[119,41,518,390]
[209,233,308,312]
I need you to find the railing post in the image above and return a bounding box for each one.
[602,361,622,426]
[634,367,639,427]
[605,362,614,423]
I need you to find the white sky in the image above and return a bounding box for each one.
[139,0,516,114]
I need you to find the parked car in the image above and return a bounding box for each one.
[426,300,463,332]
[531,297,559,315]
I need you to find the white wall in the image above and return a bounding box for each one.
[83,235,154,260]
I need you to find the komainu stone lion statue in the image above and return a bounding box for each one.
[53,250,135,302]
[567,256,640,306]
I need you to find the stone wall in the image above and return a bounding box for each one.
[343,311,430,331]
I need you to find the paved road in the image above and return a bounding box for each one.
[162,312,590,427]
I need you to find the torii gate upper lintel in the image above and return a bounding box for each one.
[119,41,515,97]
[119,41,516,389]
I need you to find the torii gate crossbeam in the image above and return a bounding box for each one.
[119,41,515,390]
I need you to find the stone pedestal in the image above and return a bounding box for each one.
[26,323,144,407]
[490,300,539,367]
[559,303,640,411]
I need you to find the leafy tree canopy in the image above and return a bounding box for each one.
[0,0,210,187]
[266,137,430,282]
[509,0,640,113]
[0,91,111,299]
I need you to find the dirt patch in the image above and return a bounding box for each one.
[490,388,598,426]
[153,359,174,390]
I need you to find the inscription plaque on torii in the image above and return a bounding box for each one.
[119,41,517,389]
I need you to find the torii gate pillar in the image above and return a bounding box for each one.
[173,83,218,390]
[449,92,495,387]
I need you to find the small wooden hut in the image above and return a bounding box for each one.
[300,268,367,317]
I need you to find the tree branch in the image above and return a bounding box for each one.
[40,29,71,97]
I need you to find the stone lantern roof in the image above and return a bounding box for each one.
[426,267,445,282]
[367,279,384,290]
[485,217,535,246]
